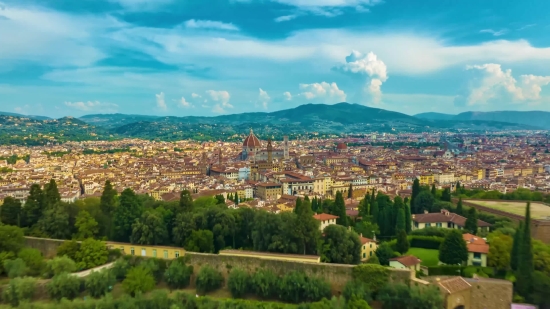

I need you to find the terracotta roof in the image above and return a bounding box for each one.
[243,129,261,148]
[336,142,347,150]
[412,210,492,227]
[462,233,490,254]
[437,277,472,294]
[313,213,339,221]
[359,236,375,244]
[389,255,421,267]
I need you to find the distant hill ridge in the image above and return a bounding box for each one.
[415,110,550,129]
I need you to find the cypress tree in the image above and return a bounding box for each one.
[333,192,348,226]
[100,180,117,214]
[441,188,451,202]
[456,197,464,216]
[43,179,61,208]
[294,197,303,214]
[395,229,409,255]
[370,201,379,225]
[22,184,44,227]
[404,203,412,234]
[516,203,534,299]
[510,221,523,271]
[455,181,461,193]
[411,179,420,209]
[464,207,478,235]
[431,184,436,197]
[179,190,193,212]
[396,208,406,232]
[347,183,353,199]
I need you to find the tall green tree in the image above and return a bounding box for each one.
[348,183,353,199]
[370,201,379,225]
[413,191,435,214]
[430,183,436,196]
[294,198,303,214]
[37,203,70,239]
[74,210,99,240]
[404,203,412,234]
[396,208,406,233]
[411,179,420,208]
[179,190,193,212]
[354,220,379,239]
[185,230,215,253]
[333,191,348,227]
[99,180,117,214]
[455,181,461,193]
[43,179,61,208]
[439,230,468,265]
[172,212,196,247]
[464,207,478,234]
[395,229,409,255]
[510,221,523,271]
[0,197,22,226]
[441,188,451,202]
[359,193,369,218]
[456,197,464,215]
[516,202,534,300]
[22,184,44,227]
[113,188,143,242]
[130,210,169,245]
[295,198,321,254]
[320,225,361,264]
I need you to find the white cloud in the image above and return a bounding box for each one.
[184,19,239,31]
[464,63,550,105]
[480,29,508,37]
[64,101,119,112]
[179,96,194,108]
[274,15,298,22]
[258,88,271,109]
[272,0,382,17]
[14,105,31,114]
[336,50,388,103]
[191,93,202,99]
[156,92,167,110]
[283,91,292,100]
[107,0,173,10]
[206,90,232,113]
[298,82,346,103]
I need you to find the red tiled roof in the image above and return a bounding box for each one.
[359,236,375,244]
[463,233,490,254]
[313,213,339,221]
[412,211,492,227]
[438,277,472,294]
[390,255,421,267]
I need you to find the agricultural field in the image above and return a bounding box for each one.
[466,200,550,219]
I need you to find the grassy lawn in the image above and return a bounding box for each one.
[466,200,550,219]
[406,248,439,267]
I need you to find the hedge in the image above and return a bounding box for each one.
[388,236,444,251]
[428,265,495,277]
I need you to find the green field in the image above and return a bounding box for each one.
[406,248,439,266]
[466,200,550,219]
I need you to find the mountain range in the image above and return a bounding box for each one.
[415,111,550,130]
[0,103,547,145]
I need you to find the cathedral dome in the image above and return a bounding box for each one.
[336,142,347,150]
[243,129,261,148]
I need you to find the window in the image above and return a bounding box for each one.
[130,247,135,256]
[141,248,146,256]
[153,249,157,258]
[175,251,180,258]
[363,253,366,258]
[164,250,168,259]
[473,252,481,259]
[363,246,365,250]
[414,222,419,228]
[120,246,124,253]
[436,223,442,227]
[426,223,431,227]
[370,251,372,256]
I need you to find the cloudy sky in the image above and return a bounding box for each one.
[1,0,550,118]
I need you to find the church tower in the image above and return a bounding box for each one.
[267,138,273,163]
[283,136,289,159]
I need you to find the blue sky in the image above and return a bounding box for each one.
[1,0,550,118]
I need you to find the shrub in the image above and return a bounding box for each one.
[351,264,390,292]
[110,258,130,281]
[409,236,444,249]
[46,273,82,301]
[278,271,331,303]
[343,280,372,303]
[75,238,108,270]
[0,251,15,275]
[2,277,38,307]
[122,266,155,297]
[410,227,451,238]
[251,269,279,299]
[56,240,80,261]
[227,268,250,298]
[3,258,28,278]
[139,258,167,283]
[17,248,45,277]
[44,256,77,278]
[164,260,193,290]
[195,266,224,294]
[85,269,116,298]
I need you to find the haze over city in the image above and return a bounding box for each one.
[1,0,550,118]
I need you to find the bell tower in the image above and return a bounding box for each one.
[267,138,273,163]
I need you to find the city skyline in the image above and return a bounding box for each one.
[1,0,550,118]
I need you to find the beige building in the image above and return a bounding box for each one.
[313,213,338,231]
[411,209,491,234]
[256,182,282,200]
[434,172,455,184]
[463,233,489,267]
[389,255,421,271]
[359,235,377,261]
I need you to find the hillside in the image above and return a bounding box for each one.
[415,110,550,129]
[0,111,51,121]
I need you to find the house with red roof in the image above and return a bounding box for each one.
[389,255,422,271]
[462,233,489,267]
[313,213,338,231]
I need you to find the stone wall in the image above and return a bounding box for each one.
[25,236,68,258]
[466,278,513,309]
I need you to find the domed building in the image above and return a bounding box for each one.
[336,142,348,153]
[241,129,262,160]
